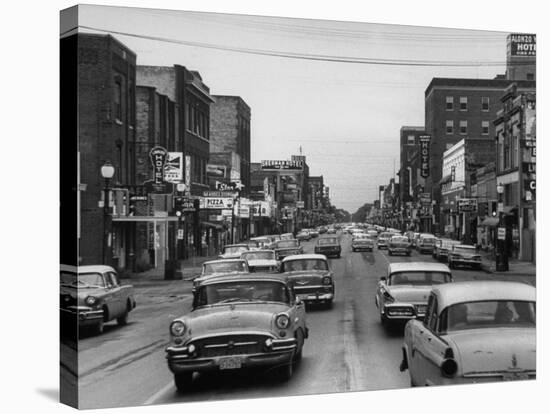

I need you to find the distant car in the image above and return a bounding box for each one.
[281,254,335,307]
[388,235,412,256]
[433,238,461,261]
[351,234,374,252]
[318,226,328,234]
[375,262,453,328]
[193,259,250,291]
[60,265,136,335]
[448,244,482,269]
[249,236,272,250]
[377,232,394,249]
[241,250,279,273]
[309,229,319,238]
[327,227,337,234]
[219,244,250,259]
[417,234,437,254]
[401,281,535,386]
[296,231,311,241]
[280,233,294,240]
[314,236,342,258]
[166,274,308,391]
[273,239,304,260]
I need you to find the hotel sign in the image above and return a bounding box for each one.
[261,160,304,170]
[419,135,431,178]
[509,33,536,57]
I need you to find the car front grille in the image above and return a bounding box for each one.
[189,334,269,358]
[60,294,77,309]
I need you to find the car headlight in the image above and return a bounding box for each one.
[85,296,97,306]
[170,320,186,337]
[275,314,290,329]
[322,276,332,285]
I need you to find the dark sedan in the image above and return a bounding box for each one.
[314,236,341,258]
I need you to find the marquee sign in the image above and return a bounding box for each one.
[419,135,431,178]
[261,160,304,170]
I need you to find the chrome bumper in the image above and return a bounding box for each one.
[383,303,426,320]
[61,307,104,325]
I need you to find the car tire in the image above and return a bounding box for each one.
[388,250,393,256]
[380,313,389,327]
[93,320,104,335]
[117,311,129,326]
[337,253,341,258]
[174,372,193,392]
[276,356,294,382]
[410,377,417,387]
[407,252,411,256]
[293,329,305,365]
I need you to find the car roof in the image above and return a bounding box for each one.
[388,262,451,274]
[204,259,246,265]
[224,244,249,248]
[432,281,535,309]
[282,253,327,262]
[241,249,275,255]
[454,244,476,249]
[75,265,116,274]
[199,273,289,286]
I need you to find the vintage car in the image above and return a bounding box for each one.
[401,281,536,386]
[280,233,294,241]
[375,262,452,328]
[417,233,437,254]
[308,229,319,238]
[249,236,271,249]
[241,250,279,273]
[273,239,304,260]
[218,244,250,259]
[351,234,374,252]
[377,232,394,249]
[280,254,335,307]
[433,238,461,261]
[60,265,136,335]
[327,227,337,234]
[314,236,342,258]
[388,235,412,256]
[296,230,312,241]
[448,244,482,269]
[166,274,308,391]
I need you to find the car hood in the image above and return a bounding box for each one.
[452,252,480,259]
[446,328,536,375]
[247,259,278,267]
[60,285,105,304]
[185,303,290,337]
[386,285,432,303]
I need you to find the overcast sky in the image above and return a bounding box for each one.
[69,5,509,213]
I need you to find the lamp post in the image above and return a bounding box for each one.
[496,183,508,271]
[100,161,115,265]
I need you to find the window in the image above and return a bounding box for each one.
[504,132,511,169]
[459,120,468,135]
[446,120,454,134]
[446,96,454,111]
[481,97,490,111]
[512,135,519,168]
[482,121,490,135]
[527,73,534,81]
[113,77,122,121]
[459,96,468,111]
[407,135,415,145]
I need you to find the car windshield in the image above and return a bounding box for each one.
[318,238,338,245]
[242,251,275,261]
[223,246,249,254]
[389,271,451,286]
[203,261,247,275]
[277,240,299,248]
[440,300,536,332]
[283,259,328,271]
[380,233,393,238]
[454,246,477,254]
[61,272,105,288]
[391,236,408,243]
[196,280,290,306]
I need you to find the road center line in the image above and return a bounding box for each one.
[342,299,362,391]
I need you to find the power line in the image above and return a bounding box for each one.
[78,25,519,67]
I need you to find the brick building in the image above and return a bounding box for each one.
[67,33,137,268]
[209,95,251,194]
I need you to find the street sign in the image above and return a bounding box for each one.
[177,229,184,240]
[297,201,305,208]
[458,198,478,213]
[497,227,506,240]
[174,196,196,212]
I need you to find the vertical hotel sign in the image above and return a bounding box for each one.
[419,135,431,178]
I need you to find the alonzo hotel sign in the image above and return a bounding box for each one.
[508,33,536,57]
[419,135,431,178]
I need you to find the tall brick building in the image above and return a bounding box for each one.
[209,95,251,194]
[67,33,137,267]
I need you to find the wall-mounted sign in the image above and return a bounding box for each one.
[508,33,536,57]
[203,190,235,198]
[458,198,478,213]
[261,160,303,170]
[420,193,431,205]
[149,146,168,185]
[200,197,234,209]
[206,164,227,177]
[419,135,431,178]
[296,201,305,209]
[164,152,183,183]
[497,227,506,240]
[185,155,191,193]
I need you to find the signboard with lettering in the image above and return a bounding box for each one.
[498,227,506,240]
[185,155,191,193]
[164,152,183,183]
[508,33,536,57]
[420,192,431,205]
[419,135,431,178]
[199,197,234,209]
[203,190,235,198]
[261,160,304,170]
[458,198,478,213]
[206,164,227,177]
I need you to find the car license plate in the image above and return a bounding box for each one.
[503,372,529,381]
[219,357,242,370]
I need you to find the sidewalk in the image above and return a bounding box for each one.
[480,254,536,276]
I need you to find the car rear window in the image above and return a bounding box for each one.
[283,259,328,271]
[318,238,338,245]
[389,271,451,286]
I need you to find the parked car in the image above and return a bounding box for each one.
[388,235,412,256]
[241,250,279,273]
[296,230,311,241]
[273,239,304,260]
[433,238,461,261]
[401,281,535,386]
[281,254,335,307]
[60,265,136,335]
[417,233,437,254]
[375,262,452,328]
[314,236,342,258]
[351,234,374,252]
[219,244,250,259]
[166,274,308,391]
[377,232,394,249]
[448,244,482,269]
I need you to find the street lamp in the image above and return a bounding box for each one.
[101,161,115,265]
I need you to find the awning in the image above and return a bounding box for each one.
[111,215,179,222]
[480,217,499,227]
[439,174,452,185]
[201,221,224,230]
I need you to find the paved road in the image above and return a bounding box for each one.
[70,233,535,409]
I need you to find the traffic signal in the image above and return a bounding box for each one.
[174,196,183,216]
[490,201,497,217]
